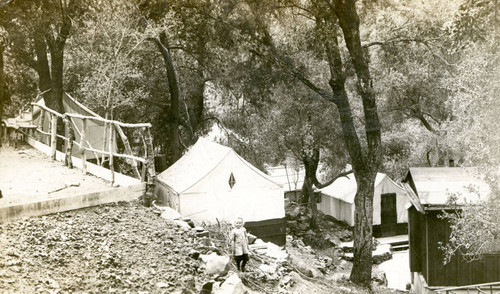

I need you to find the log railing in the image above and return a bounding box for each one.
[30,102,155,188]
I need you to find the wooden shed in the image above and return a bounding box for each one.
[403,167,499,293]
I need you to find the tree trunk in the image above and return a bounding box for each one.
[328,0,382,285]
[150,32,182,165]
[350,170,375,284]
[33,34,52,94]
[302,149,321,229]
[0,43,4,147]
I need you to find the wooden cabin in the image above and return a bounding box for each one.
[403,167,500,294]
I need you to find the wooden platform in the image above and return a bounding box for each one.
[339,234,409,251]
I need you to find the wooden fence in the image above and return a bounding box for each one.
[29,102,156,194]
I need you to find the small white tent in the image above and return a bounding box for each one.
[319,173,410,236]
[155,138,286,244]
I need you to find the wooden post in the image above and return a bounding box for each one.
[39,109,45,142]
[109,123,115,185]
[64,118,74,169]
[80,118,87,175]
[115,124,141,179]
[50,114,57,160]
[142,126,156,206]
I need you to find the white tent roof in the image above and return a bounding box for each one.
[320,173,399,203]
[157,138,281,193]
[266,165,305,192]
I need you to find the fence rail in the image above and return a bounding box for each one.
[28,102,155,187]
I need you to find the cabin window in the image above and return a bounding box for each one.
[228,173,236,189]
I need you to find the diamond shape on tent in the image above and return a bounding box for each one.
[228,173,236,188]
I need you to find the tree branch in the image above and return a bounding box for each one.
[314,169,353,189]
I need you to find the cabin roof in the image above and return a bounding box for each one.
[407,167,491,207]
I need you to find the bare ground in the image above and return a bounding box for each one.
[0,144,111,206]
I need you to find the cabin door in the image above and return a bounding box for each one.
[381,193,397,236]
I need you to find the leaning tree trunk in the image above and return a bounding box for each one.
[150,32,182,165]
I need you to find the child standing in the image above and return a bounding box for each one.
[230,217,249,272]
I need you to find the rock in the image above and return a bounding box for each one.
[158,207,182,220]
[342,252,353,261]
[372,268,388,286]
[200,281,214,294]
[182,218,195,228]
[259,264,278,279]
[246,233,257,245]
[212,273,248,294]
[293,239,305,248]
[325,234,341,247]
[286,220,298,229]
[196,231,210,238]
[194,226,205,232]
[201,253,231,276]
[156,282,170,288]
[372,244,392,264]
[289,253,322,278]
[174,220,192,229]
[287,206,302,219]
[198,237,215,247]
[188,249,200,260]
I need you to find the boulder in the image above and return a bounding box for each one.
[188,249,200,260]
[372,267,388,286]
[212,273,249,294]
[201,253,231,276]
[200,281,214,294]
[174,220,192,229]
[158,207,182,220]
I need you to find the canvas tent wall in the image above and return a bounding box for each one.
[319,173,410,236]
[32,93,116,159]
[155,138,286,245]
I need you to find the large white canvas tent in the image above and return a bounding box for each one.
[32,93,115,159]
[319,173,410,236]
[155,138,286,244]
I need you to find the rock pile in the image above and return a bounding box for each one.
[285,202,352,249]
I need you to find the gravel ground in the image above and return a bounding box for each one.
[0,201,204,293]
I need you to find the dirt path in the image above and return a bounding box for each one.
[0,144,111,206]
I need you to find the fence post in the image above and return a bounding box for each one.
[142,126,156,206]
[109,123,115,185]
[80,118,87,175]
[64,117,74,169]
[115,124,141,179]
[50,114,57,160]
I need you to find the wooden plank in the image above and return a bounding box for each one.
[65,112,151,128]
